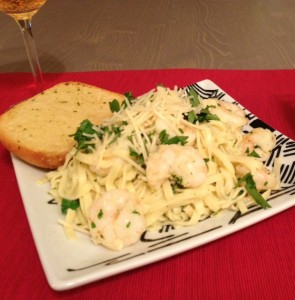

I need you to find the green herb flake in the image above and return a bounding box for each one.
[187,111,197,123]
[124,91,135,102]
[126,221,131,228]
[159,130,188,145]
[188,87,201,107]
[196,106,220,123]
[171,175,185,193]
[97,209,103,219]
[237,173,271,209]
[129,147,145,166]
[111,125,123,136]
[109,99,121,112]
[91,222,96,229]
[186,105,220,124]
[70,119,98,152]
[246,148,261,158]
[167,136,188,145]
[174,176,184,187]
[121,92,136,108]
[61,198,80,215]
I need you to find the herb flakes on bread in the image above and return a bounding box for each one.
[0,81,124,169]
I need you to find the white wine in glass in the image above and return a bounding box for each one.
[0,0,47,87]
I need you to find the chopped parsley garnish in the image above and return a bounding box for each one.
[124,91,136,102]
[171,175,184,191]
[109,92,137,112]
[71,119,127,152]
[122,92,137,108]
[170,175,185,193]
[187,106,220,124]
[91,222,96,229]
[159,130,188,145]
[111,125,123,136]
[187,87,201,107]
[129,147,145,166]
[97,209,104,219]
[109,99,121,112]
[246,148,261,158]
[187,111,197,123]
[61,198,80,215]
[71,119,100,152]
[237,173,271,209]
[126,221,131,228]
[132,210,140,215]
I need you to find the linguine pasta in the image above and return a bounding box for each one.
[45,86,280,250]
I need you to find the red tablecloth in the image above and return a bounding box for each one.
[0,69,295,299]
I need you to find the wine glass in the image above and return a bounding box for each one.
[0,0,47,88]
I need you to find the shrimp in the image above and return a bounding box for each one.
[90,157,124,177]
[202,99,248,127]
[240,128,276,161]
[146,144,208,189]
[180,126,197,147]
[88,189,146,251]
[235,164,278,191]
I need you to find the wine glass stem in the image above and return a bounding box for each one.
[16,18,43,87]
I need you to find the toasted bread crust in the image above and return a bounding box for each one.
[0,136,67,169]
[0,82,124,169]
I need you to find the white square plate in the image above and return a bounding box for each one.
[12,79,295,291]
